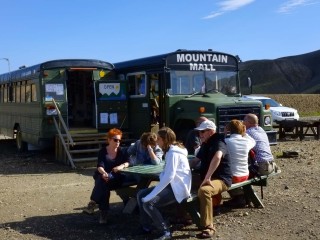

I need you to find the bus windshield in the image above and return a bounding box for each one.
[169,70,238,95]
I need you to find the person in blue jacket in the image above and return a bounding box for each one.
[127,132,163,165]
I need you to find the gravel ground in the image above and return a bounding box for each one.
[0,136,319,240]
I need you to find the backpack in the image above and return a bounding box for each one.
[248,149,265,199]
[248,149,260,179]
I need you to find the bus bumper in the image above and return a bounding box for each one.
[266,130,277,145]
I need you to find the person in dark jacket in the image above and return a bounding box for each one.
[83,128,130,224]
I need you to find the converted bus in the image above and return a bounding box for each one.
[0,59,114,151]
[114,49,277,144]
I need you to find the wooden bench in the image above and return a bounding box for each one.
[182,169,281,228]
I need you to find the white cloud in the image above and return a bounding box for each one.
[277,0,319,14]
[202,0,255,19]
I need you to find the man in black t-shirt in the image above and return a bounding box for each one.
[189,120,232,238]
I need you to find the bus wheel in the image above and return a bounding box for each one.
[16,129,27,152]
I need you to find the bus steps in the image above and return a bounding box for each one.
[55,132,134,168]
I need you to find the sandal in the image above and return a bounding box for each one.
[197,226,216,239]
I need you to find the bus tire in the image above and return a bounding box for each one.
[16,129,27,152]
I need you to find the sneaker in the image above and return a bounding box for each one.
[99,210,108,224]
[82,201,97,215]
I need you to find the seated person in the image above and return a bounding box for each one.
[184,116,208,155]
[189,120,232,238]
[243,113,278,175]
[82,128,130,224]
[127,132,163,165]
[116,132,164,208]
[136,127,191,239]
[223,119,256,208]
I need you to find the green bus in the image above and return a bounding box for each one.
[0,59,115,151]
[113,49,277,144]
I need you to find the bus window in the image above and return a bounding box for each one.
[202,71,237,94]
[127,73,146,96]
[31,84,37,102]
[170,71,192,94]
[45,83,64,101]
[26,82,31,103]
[20,81,26,103]
[3,84,7,103]
[0,85,2,103]
[11,84,15,102]
[43,69,64,81]
[16,82,21,103]
[193,74,205,93]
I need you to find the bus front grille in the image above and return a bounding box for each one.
[217,106,261,133]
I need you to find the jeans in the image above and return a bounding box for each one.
[90,176,123,211]
[137,185,176,232]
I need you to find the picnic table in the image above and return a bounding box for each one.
[277,119,320,140]
[120,162,164,188]
[120,160,281,227]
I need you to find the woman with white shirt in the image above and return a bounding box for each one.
[224,119,256,207]
[136,127,192,240]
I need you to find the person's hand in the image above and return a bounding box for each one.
[147,145,153,152]
[113,163,126,172]
[200,178,214,188]
[102,172,109,182]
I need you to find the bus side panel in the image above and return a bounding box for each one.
[0,102,47,145]
[0,104,14,137]
[128,97,150,139]
[15,102,50,146]
[97,100,128,130]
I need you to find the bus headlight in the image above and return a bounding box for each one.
[264,116,271,126]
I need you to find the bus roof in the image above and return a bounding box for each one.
[114,49,238,71]
[0,59,114,83]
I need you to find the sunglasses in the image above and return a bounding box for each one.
[112,138,121,143]
[200,129,208,133]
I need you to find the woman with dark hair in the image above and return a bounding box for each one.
[136,127,192,240]
[83,128,130,224]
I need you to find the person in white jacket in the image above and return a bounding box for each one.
[136,127,192,240]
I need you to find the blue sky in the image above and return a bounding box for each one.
[1,0,319,73]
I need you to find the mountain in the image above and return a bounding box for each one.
[239,50,320,94]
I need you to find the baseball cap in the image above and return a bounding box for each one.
[194,120,216,131]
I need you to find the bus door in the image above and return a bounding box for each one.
[66,69,95,128]
[147,72,165,133]
[94,80,128,131]
[126,72,150,139]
